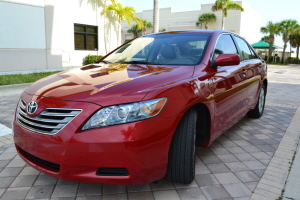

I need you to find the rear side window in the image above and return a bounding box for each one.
[213,34,238,60]
[233,36,257,60]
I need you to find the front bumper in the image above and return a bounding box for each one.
[13,95,181,185]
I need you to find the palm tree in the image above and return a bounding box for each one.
[127,20,152,38]
[127,24,142,38]
[261,36,270,42]
[142,20,153,35]
[103,1,143,46]
[196,13,216,30]
[279,19,299,63]
[211,0,244,30]
[153,0,159,33]
[260,21,281,62]
[290,31,300,59]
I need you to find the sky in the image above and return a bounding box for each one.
[122,0,300,47]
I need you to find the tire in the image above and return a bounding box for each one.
[166,108,197,184]
[247,84,266,118]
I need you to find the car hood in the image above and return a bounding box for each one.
[25,63,194,106]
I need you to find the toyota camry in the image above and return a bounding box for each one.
[13,30,267,185]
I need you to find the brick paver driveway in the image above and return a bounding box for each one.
[0,65,299,200]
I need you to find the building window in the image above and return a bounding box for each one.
[74,24,98,50]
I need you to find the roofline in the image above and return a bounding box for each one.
[143,29,232,36]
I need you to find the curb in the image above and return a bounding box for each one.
[250,105,300,200]
[0,82,33,91]
[267,64,300,68]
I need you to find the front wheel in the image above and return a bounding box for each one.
[247,84,266,118]
[166,108,197,184]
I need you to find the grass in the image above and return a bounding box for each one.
[0,71,62,86]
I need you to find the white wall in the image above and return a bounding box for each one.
[239,1,261,44]
[0,0,44,6]
[44,0,118,67]
[121,1,259,44]
[0,0,119,72]
[0,1,46,49]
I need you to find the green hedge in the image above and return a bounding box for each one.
[285,57,296,63]
[83,54,103,65]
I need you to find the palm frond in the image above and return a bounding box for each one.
[211,0,244,18]
[196,13,216,28]
[226,2,244,11]
[103,1,143,28]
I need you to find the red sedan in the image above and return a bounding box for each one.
[13,30,267,185]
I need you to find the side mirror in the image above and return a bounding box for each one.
[214,54,240,67]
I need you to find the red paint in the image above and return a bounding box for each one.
[13,30,267,185]
[214,54,240,66]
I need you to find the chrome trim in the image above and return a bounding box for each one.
[18,109,69,124]
[20,100,26,109]
[39,112,76,117]
[17,114,63,129]
[16,119,57,135]
[16,99,82,135]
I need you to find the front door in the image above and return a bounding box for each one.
[232,36,264,109]
[211,34,250,138]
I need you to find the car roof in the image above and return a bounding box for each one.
[145,30,232,36]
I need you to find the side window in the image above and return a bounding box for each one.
[213,35,238,61]
[233,36,255,60]
[249,48,258,59]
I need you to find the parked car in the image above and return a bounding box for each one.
[13,30,267,185]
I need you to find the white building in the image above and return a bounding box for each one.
[122,1,261,44]
[0,0,119,72]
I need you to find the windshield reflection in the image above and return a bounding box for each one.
[103,33,212,66]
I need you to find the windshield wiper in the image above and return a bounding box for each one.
[116,61,158,65]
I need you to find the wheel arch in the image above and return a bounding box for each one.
[263,78,268,94]
[190,103,211,147]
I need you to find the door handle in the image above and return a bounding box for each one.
[241,69,247,78]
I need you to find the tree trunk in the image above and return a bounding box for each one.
[221,16,224,30]
[118,18,120,46]
[268,35,275,62]
[281,42,287,64]
[268,44,272,62]
[205,23,208,30]
[297,45,299,59]
[153,0,159,33]
[103,0,108,54]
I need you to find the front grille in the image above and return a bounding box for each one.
[97,167,129,176]
[18,146,60,171]
[16,99,82,135]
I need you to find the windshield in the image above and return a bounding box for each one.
[102,32,212,65]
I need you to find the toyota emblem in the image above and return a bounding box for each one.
[27,101,38,115]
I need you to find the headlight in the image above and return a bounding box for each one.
[82,98,167,130]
